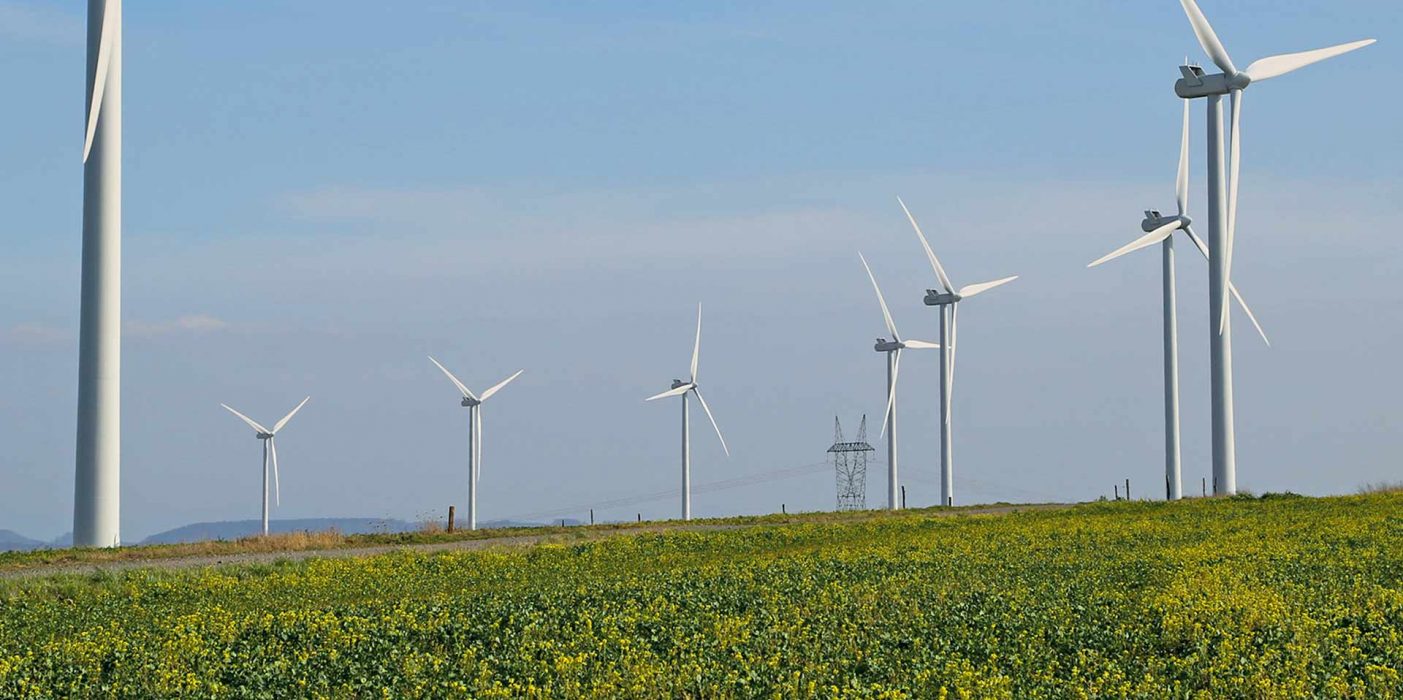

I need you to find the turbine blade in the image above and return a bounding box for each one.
[1177,98,1191,217]
[1180,0,1238,76]
[1244,39,1375,83]
[690,304,702,383]
[946,304,959,424]
[1182,224,1211,261]
[1087,222,1180,268]
[898,197,954,293]
[1183,225,1268,347]
[474,409,483,482]
[902,340,940,349]
[859,252,901,341]
[429,356,478,401]
[1229,281,1271,347]
[958,276,1018,299]
[272,396,310,434]
[269,438,281,507]
[1220,88,1243,335]
[221,404,270,435]
[692,388,729,457]
[83,0,119,162]
[880,349,901,439]
[479,370,524,402]
[646,384,692,402]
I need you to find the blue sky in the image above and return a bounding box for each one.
[1,1,1400,540]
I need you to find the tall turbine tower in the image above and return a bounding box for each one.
[220,398,310,536]
[857,253,939,510]
[1175,0,1373,494]
[1089,100,1269,500]
[429,357,524,531]
[898,198,1017,507]
[73,0,123,548]
[645,305,729,520]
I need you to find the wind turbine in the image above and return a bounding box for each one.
[73,0,123,548]
[221,398,310,536]
[1088,100,1269,501]
[645,305,729,521]
[858,253,939,510]
[428,357,524,532]
[1174,0,1373,494]
[898,198,1017,507]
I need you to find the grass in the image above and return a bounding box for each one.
[0,493,1397,697]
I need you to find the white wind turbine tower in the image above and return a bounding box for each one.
[73,0,123,548]
[858,253,939,510]
[429,357,523,531]
[1174,0,1373,494]
[898,198,1017,507]
[1088,100,1270,500]
[645,305,729,521]
[220,398,311,536]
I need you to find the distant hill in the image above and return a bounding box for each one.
[0,517,586,552]
[140,518,419,545]
[0,530,46,552]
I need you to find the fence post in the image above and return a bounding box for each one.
[447,506,455,534]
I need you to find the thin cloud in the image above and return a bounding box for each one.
[125,315,231,338]
[0,2,82,45]
[1,323,69,345]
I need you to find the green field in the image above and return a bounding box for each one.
[1,494,1399,698]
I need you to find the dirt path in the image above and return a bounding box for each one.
[1,503,1066,581]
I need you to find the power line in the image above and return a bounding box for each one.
[498,459,831,522]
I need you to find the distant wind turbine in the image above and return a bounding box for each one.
[858,253,939,510]
[898,197,1018,507]
[1088,99,1268,501]
[429,357,523,531]
[645,305,729,521]
[1174,0,1373,494]
[221,398,311,536]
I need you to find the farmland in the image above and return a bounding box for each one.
[1,493,1399,698]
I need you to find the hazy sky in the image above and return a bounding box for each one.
[2,1,1400,540]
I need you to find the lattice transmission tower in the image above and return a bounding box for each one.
[828,415,874,511]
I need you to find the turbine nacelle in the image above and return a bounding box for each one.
[1143,211,1191,232]
[874,339,902,353]
[256,432,273,440]
[1175,64,1241,98]
[460,396,481,408]
[923,290,962,306]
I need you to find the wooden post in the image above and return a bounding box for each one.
[1202,477,1207,497]
[1114,484,1120,500]
[447,505,455,534]
[1126,478,1131,501]
[901,486,906,509]
[590,509,595,525]
[636,513,641,523]
[781,503,786,515]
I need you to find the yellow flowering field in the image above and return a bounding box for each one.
[1,493,1399,698]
